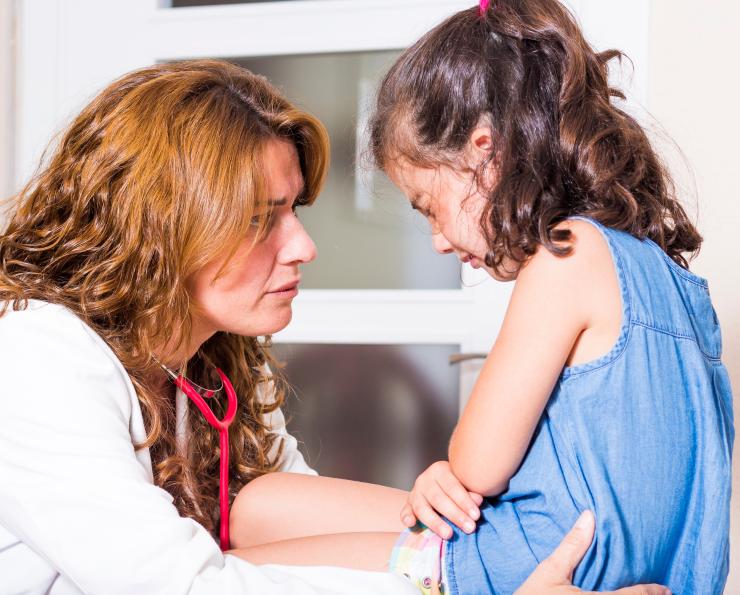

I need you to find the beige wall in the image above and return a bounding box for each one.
[649,1,740,590]
[0,1,14,206]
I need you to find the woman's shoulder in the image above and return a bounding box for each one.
[0,298,133,394]
[1,299,104,351]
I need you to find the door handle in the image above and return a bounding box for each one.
[448,352,488,365]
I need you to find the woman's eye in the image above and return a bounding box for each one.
[250,212,275,230]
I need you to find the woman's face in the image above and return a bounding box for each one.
[187,138,316,349]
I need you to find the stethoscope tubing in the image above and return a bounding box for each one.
[175,368,238,551]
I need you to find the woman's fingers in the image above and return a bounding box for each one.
[612,586,671,595]
[543,510,595,581]
[514,511,672,595]
[513,511,594,594]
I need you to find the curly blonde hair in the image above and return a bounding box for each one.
[0,59,329,534]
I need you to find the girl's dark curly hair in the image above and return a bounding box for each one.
[370,0,701,276]
[0,59,329,535]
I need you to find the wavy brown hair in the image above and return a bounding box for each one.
[370,0,701,276]
[0,59,329,534]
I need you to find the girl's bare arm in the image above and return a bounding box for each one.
[449,221,617,496]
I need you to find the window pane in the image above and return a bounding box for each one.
[236,51,462,290]
[271,343,460,490]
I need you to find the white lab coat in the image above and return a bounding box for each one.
[0,300,416,595]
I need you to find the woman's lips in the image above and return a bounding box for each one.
[267,280,300,297]
[268,287,298,298]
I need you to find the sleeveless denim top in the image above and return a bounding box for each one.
[445,216,734,595]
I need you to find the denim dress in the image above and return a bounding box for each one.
[444,216,734,595]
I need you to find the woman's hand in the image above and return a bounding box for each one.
[400,460,483,539]
[515,511,671,595]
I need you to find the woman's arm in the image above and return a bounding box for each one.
[449,224,597,496]
[230,473,408,549]
[0,304,416,595]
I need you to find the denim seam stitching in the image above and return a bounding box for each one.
[658,251,708,288]
[644,236,709,288]
[446,536,459,595]
[631,318,694,339]
[632,320,721,361]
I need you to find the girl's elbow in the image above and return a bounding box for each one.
[448,451,508,497]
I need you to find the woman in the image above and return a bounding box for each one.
[0,59,666,594]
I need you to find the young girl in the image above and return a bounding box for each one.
[232,0,732,593]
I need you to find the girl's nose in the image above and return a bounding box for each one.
[431,231,454,255]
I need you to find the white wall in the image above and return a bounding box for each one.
[648,2,740,591]
[0,0,14,207]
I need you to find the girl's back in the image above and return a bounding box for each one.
[446,216,734,594]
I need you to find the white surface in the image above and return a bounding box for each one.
[0,300,417,594]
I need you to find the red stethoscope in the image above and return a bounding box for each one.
[158,361,238,551]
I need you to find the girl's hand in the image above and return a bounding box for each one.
[401,460,484,539]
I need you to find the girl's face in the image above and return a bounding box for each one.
[388,158,503,278]
[387,127,516,281]
[187,138,316,350]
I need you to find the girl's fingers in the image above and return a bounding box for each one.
[421,488,477,535]
[436,474,481,521]
[400,502,417,527]
[412,497,454,539]
[469,492,484,506]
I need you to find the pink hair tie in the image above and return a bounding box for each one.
[479,0,491,17]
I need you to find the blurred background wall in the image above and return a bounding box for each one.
[0,2,14,203]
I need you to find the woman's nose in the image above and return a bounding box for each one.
[279,215,317,265]
[431,231,454,255]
